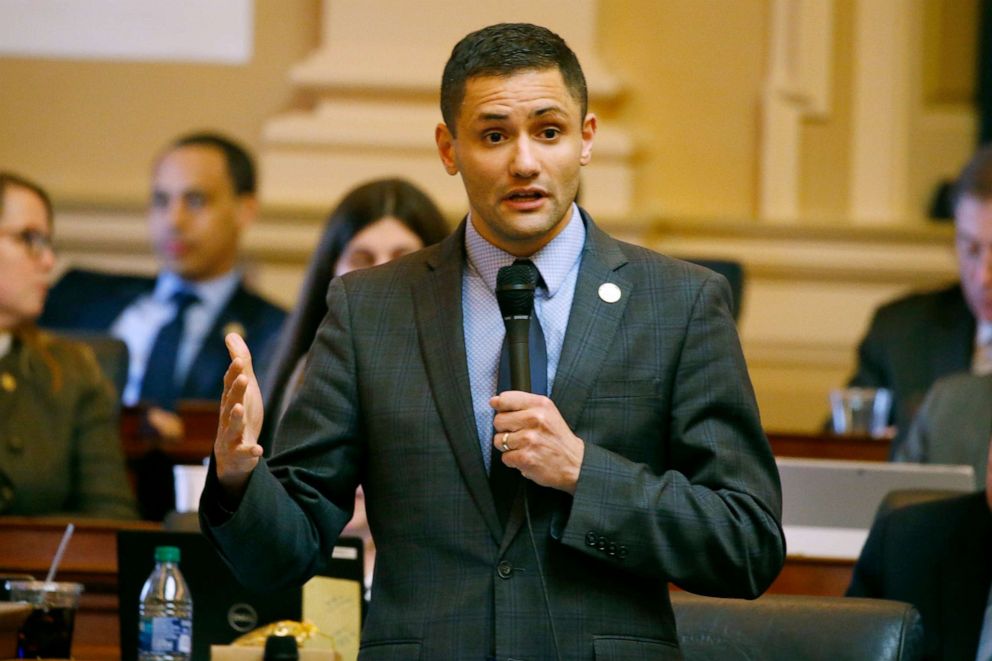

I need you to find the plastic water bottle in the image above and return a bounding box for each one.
[138,545,193,660]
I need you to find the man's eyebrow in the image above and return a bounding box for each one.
[533,105,566,118]
[477,112,509,122]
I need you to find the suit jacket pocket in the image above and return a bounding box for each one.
[593,634,681,660]
[359,639,421,660]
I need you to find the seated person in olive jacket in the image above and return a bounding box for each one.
[0,171,137,519]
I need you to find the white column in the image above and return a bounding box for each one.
[847,0,913,224]
[759,0,835,222]
[260,0,633,220]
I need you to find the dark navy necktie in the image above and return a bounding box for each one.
[140,289,199,409]
[490,260,547,527]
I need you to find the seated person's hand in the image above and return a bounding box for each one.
[145,407,186,445]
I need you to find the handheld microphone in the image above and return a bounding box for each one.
[496,262,538,393]
[495,261,563,661]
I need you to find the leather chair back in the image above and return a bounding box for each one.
[874,488,963,522]
[57,331,129,404]
[672,592,924,660]
[682,258,745,321]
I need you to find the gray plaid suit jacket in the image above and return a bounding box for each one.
[203,211,785,660]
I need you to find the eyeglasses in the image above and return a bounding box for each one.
[0,228,54,258]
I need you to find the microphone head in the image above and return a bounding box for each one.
[496,262,537,318]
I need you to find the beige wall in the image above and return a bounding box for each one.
[1,1,974,221]
[0,0,320,206]
[0,1,978,431]
[598,1,768,219]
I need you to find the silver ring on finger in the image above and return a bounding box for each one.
[501,431,510,453]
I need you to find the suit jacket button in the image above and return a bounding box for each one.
[585,531,597,547]
[607,542,618,557]
[497,561,513,579]
[618,545,628,559]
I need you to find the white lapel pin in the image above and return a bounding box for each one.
[598,283,621,303]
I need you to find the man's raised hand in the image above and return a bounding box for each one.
[215,332,265,497]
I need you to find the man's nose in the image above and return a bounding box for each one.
[162,198,188,228]
[510,138,540,178]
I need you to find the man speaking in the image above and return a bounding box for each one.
[202,23,785,659]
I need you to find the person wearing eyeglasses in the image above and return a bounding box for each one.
[0,171,138,518]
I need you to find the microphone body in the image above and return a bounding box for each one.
[504,316,531,392]
[496,262,538,393]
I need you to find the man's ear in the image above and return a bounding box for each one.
[235,194,259,230]
[579,113,597,166]
[436,123,459,176]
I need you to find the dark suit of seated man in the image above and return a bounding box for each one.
[847,434,992,659]
[840,145,992,455]
[40,132,285,519]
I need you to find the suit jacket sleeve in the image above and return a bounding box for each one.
[558,273,785,598]
[202,277,361,591]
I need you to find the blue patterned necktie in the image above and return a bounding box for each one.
[490,260,547,527]
[139,289,199,409]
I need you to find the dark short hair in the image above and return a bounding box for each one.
[258,178,450,450]
[0,171,53,225]
[953,143,992,211]
[440,23,588,134]
[168,131,256,195]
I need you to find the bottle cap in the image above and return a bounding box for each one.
[154,546,181,563]
[263,634,299,660]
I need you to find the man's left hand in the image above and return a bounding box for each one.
[490,392,584,494]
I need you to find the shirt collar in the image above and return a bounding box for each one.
[464,203,585,298]
[153,270,241,310]
[0,331,10,359]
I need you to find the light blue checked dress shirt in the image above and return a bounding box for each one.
[462,204,586,472]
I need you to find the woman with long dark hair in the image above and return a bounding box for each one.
[261,178,450,438]
[258,178,449,597]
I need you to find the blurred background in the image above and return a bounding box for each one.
[0,0,981,432]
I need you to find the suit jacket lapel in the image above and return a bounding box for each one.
[413,225,503,544]
[547,212,631,427]
[501,211,631,549]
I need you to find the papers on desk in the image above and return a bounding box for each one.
[303,576,361,661]
[784,525,869,560]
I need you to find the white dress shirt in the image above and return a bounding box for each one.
[112,270,240,405]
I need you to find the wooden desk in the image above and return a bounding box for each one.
[120,401,218,465]
[767,430,891,462]
[0,516,160,660]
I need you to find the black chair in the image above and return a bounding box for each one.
[682,258,745,321]
[874,488,964,522]
[671,592,924,660]
[56,330,129,405]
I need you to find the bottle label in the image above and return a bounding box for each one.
[139,616,192,654]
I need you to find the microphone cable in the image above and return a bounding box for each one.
[523,485,563,661]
